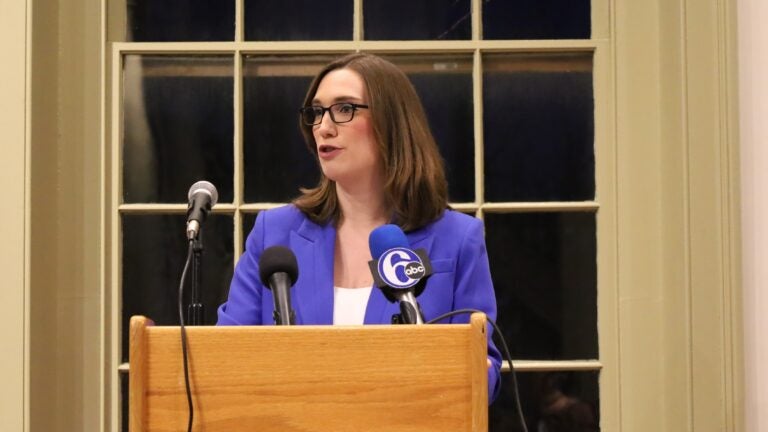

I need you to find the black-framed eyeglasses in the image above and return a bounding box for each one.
[299,102,369,126]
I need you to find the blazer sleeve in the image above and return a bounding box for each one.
[216,211,266,325]
[450,216,503,403]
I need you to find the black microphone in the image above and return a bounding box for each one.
[259,246,299,325]
[186,181,218,240]
[368,224,433,324]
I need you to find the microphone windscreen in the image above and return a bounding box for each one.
[187,180,219,206]
[259,246,299,287]
[369,224,409,258]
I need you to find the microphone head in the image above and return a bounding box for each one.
[259,246,299,287]
[368,224,432,297]
[187,180,219,206]
[369,224,409,259]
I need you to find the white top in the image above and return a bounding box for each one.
[333,286,373,325]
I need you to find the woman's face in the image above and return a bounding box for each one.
[311,68,383,191]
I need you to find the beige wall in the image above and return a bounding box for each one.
[25,0,105,430]
[737,0,768,431]
[619,0,742,430]
[0,0,29,430]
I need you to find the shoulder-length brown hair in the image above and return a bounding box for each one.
[293,53,448,232]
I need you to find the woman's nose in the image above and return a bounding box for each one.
[315,110,337,136]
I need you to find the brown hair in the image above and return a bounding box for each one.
[293,53,448,232]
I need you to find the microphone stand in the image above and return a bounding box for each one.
[391,300,424,324]
[187,236,205,325]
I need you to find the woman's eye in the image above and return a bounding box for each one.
[337,104,354,113]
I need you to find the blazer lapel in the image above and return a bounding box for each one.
[363,283,391,324]
[407,229,434,255]
[289,219,436,325]
[291,218,336,325]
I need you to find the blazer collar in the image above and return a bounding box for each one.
[289,217,436,325]
[290,217,336,325]
[406,228,433,252]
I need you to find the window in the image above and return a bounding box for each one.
[111,1,609,430]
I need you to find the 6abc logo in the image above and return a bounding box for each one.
[376,247,427,289]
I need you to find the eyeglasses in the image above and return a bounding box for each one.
[299,102,369,126]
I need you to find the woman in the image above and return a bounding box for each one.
[217,53,502,402]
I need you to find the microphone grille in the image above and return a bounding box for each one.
[369,224,409,258]
[259,246,299,287]
[187,180,219,206]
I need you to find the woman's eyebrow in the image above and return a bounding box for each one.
[311,95,364,105]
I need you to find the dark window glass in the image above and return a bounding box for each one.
[242,56,334,202]
[121,214,233,362]
[242,212,259,251]
[483,53,594,202]
[483,0,591,40]
[245,0,353,41]
[123,55,234,203]
[127,0,235,41]
[120,372,129,432]
[364,0,471,40]
[485,212,597,360]
[385,54,475,202]
[490,371,600,432]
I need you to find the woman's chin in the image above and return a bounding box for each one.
[321,165,383,192]
[328,172,368,190]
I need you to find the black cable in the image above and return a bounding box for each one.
[427,309,529,432]
[178,241,195,432]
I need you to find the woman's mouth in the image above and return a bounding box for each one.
[318,144,342,158]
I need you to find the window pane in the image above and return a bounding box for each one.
[245,0,353,41]
[242,56,333,202]
[364,0,471,40]
[483,0,590,40]
[127,0,235,41]
[384,54,475,202]
[490,371,600,432]
[120,372,129,432]
[121,214,234,362]
[485,212,597,360]
[483,53,594,202]
[123,55,234,203]
[242,212,259,251]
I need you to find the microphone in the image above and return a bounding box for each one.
[259,246,299,325]
[186,181,218,240]
[368,224,433,324]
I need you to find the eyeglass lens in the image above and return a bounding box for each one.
[302,103,358,125]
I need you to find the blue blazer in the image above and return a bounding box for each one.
[217,205,502,402]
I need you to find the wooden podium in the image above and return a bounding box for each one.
[129,314,489,432]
